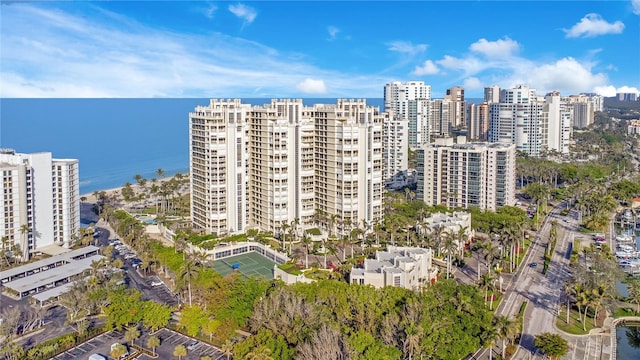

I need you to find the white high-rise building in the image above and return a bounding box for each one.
[484,85,501,103]
[381,109,409,187]
[445,86,466,128]
[189,99,250,235]
[0,150,79,261]
[542,92,572,155]
[416,137,516,211]
[569,94,596,128]
[248,99,315,234]
[190,99,384,237]
[384,81,432,148]
[467,102,490,141]
[489,85,543,157]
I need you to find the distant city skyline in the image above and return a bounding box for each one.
[1,1,639,98]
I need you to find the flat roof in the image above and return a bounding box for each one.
[4,255,104,294]
[31,282,76,302]
[0,246,100,280]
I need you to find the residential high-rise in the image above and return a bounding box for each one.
[484,85,501,103]
[569,95,595,128]
[430,99,451,139]
[444,86,466,128]
[381,109,409,187]
[189,99,250,235]
[384,81,431,148]
[489,85,543,156]
[190,99,384,237]
[542,92,572,155]
[416,137,516,211]
[467,102,490,141]
[248,99,315,234]
[0,150,79,261]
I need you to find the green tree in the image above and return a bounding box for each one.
[177,305,208,337]
[179,260,199,306]
[147,335,161,356]
[202,318,221,342]
[173,344,187,360]
[142,301,172,331]
[111,343,128,359]
[534,333,569,359]
[125,324,140,347]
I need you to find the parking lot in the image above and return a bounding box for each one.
[51,329,128,360]
[139,328,225,360]
[50,327,225,360]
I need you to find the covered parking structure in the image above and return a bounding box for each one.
[0,245,100,284]
[2,252,104,299]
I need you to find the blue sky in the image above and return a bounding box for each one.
[1,1,639,98]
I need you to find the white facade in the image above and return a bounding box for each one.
[467,102,490,141]
[350,246,438,289]
[489,85,543,157]
[569,94,596,128]
[381,110,409,187]
[484,85,501,103]
[190,99,384,237]
[419,211,474,254]
[542,92,572,155]
[384,81,432,148]
[0,150,79,261]
[189,99,250,235]
[416,138,516,211]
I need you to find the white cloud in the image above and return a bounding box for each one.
[469,37,520,58]
[412,60,439,75]
[593,85,617,97]
[436,55,488,76]
[0,3,389,97]
[228,3,257,25]
[204,4,218,19]
[617,85,640,94]
[633,0,640,15]
[518,57,608,94]
[327,26,339,41]
[296,78,327,94]
[463,77,483,90]
[564,13,624,38]
[387,41,428,55]
[592,85,639,97]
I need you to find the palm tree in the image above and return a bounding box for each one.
[442,231,458,279]
[403,323,423,360]
[280,222,289,252]
[147,335,160,356]
[302,232,311,269]
[479,272,495,308]
[125,324,140,347]
[19,224,31,262]
[493,315,519,358]
[179,261,199,306]
[173,344,187,360]
[221,339,234,360]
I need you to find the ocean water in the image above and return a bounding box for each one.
[1,98,384,194]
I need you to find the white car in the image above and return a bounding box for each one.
[151,280,163,287]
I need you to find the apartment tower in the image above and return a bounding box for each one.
[416,138,516,211]
[489,85,543,156]
[0,150,79,261]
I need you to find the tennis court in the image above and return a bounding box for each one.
[211,251,275,279]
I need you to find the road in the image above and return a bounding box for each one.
[471,201,613,360]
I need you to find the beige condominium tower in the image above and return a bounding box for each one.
[189,99,384,238]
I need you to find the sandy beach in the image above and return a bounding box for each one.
[80,176,184,205]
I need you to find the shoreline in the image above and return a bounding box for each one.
[80,176,184,204]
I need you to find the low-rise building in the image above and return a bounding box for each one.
[349,246,438,290]
[419,211,474,255]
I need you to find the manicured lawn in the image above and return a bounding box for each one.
[556,305,602,335]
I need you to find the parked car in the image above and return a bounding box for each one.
[186,341,200,350]
[151,280,163,287]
